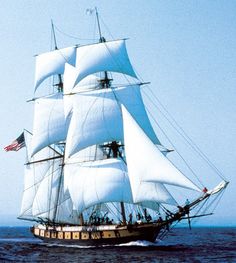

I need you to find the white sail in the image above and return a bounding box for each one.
[20,133,62,219]
[122,105,201,203]
[34,46,76,91]
[31,93,69,156]
[64,63,101,95]
[32,157,61,219]
[64,158,132,214]
[20,163,45,218]
[134,182,177,205]
[72,39,137,88]
[63,63,100,119]
[139,201,160,211]
[68,145,105,163]
[65,85,160,158]
[64,156,177,213]
[32,164,76,224]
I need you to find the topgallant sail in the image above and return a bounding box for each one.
[9,9,228,245]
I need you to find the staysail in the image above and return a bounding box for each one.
[122,105,201,203]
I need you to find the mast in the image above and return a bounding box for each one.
[95,7,103,43]
[95,7,111,89]
[95,8,126,224]
[51,144,65,225]
[120,202,127,225]
[51,20,63,92]
[79,213,84,225]
[49,23,64,224]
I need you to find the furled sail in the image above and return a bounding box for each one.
[64,158,132,214]
[34,46,76,91]
[31,93,69,156]
[72,39,137,88]
[65,85,160,158]
[122,105,201,204]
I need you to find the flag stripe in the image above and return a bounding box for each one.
[4,132,25,152]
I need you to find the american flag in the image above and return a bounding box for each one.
[4,132,25,152]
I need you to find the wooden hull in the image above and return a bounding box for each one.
[29,187,228,246]
[31,223,164,246]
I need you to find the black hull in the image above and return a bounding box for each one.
[30,189,227,246]
[31,223,164,246]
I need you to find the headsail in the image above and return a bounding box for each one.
[122,105,201,204]
[132,181,177,206]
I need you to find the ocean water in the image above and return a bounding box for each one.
[0,226,235,262]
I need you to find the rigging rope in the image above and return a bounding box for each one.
[53,24,96,41]
[144,86,227,182]
[144,100,205,187]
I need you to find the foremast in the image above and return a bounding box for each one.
[49,21,66,226]
[51,20,63,92]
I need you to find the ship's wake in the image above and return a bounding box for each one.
[117,239,163,247]
[42,239,164,249]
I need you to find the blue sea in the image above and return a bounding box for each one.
[0,226,235,262]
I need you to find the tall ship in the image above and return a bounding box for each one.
[5,9,228,245]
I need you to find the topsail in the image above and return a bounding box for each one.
[34,46,77,91]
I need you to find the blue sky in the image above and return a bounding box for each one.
[0,0,235,226]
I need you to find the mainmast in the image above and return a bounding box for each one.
[95,8,126,224]
[95,8,112,89]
